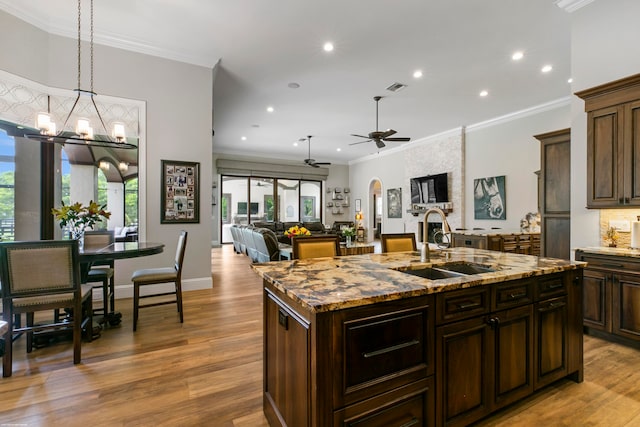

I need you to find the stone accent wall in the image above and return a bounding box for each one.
[599,209,640,248]
[403,129,464,240]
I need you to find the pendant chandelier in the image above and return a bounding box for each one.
[28,0,136,149]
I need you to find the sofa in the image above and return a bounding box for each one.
[114,225,138,242]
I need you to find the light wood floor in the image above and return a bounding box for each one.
[1,245,640,426]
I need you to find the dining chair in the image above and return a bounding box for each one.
[291,235,341,259]
[83,230,115,322]
[131,231,188,331]
[0,239,92,377]
[380,233,417,253]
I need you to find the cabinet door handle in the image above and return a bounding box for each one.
[509,292,527,299]
[399,418,419,427]
[548,283,564,290]
[486,316,500,329]
[457,301,481,310]
[363,339,420,358]
[539,301,566,312]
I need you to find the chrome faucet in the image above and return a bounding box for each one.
[421,207,452,262]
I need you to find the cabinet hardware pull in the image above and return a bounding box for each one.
[548,283,563,289]
[509,292,527,299]
[457,301,481,310]
[278,308,289,330]
[548,301,566,308]
[363,339,420,358]
[486,317,500,329]
[399,418,419,427]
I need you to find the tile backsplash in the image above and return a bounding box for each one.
[599,209,640,248]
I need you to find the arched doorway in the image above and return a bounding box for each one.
[369,178,382,241]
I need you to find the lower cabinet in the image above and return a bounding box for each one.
[264,269,582,427]
[452,232,540,256]
[576,250,640,344]
[435,302,534,426]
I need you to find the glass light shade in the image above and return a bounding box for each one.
[86,126,94,140]
[76,118,91,137]
[99,161,110,170]
[112,122,126,142]
[118,162,128,172]
[47,121,57,136]
[36,112,51,133]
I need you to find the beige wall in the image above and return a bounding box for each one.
[0,11,213,292]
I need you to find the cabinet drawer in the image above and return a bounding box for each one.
[436,286,490,324]
[493,279,534,310]
[502,235,518,253]
[578,254,640,272]
[334,377,433,427]
[535,274,566,301]
[345,311,425,387]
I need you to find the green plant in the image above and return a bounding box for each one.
[604,226,619,245]
[342,226,355,237]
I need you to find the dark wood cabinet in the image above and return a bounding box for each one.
[576,74,640,208]
[264,269,582,427]
[534,129,571,259]
[575,250,640,346]
[452,232,540,256]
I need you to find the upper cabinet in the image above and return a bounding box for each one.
[576,74,640,208]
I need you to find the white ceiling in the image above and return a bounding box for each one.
[0,0,572,165]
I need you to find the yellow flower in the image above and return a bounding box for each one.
[284,225,311,238]
[52,200,111,234]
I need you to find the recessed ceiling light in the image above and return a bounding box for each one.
[413,70,423,79]
[568,77,573,83]
[251,124,260,128]
[541,65,553,73]
[336,148,341,152]
[288,82,300,89]
[512,51,524,61]
[293,142,298,147]
[323,42,334,52]
[479,90,489,97]
[266,106,274,113]
[241,136,247,141]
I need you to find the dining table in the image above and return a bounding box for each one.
[80,241,164,326]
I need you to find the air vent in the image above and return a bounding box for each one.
[386,82,407,92]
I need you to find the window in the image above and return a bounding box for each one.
[0,129,15,240]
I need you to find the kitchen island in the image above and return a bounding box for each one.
[252,248,585,427]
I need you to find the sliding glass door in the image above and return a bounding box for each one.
[220,175,323,244]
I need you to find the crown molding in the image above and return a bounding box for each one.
[0,2,217,68]
[555,0,596,13]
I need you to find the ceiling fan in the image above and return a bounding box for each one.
[350,96,411,149]
[302,135,331,168]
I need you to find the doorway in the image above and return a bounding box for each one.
[369,179,382,240]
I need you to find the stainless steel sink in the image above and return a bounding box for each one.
[399,267,464,280]
[436,262,496,275]
[395,261,497,281]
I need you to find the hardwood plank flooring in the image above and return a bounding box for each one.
[1,244,639,426]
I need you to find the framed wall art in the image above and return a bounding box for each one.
[473,175,506,220]
[387,187,402,219]
[161,160,200,223]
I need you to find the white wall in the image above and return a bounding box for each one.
[465,103,570,230]
[570,0,640,255]
[0,11,213,292]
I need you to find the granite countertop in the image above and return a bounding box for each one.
[576,246,640,258]
[452,229,539,237]
[252,247,584,313]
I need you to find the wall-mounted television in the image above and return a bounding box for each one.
[410,172,449,204]
[237,202,259,215]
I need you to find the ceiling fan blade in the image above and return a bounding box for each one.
[309,163,320,168]
[304,158,315,164]
[349,139,372,146]
[314,162,331,166]
[381,129,397,138]
[383,137,411,142]
[375,139,386,149]
[351,134,370,139]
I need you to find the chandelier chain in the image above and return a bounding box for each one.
[77,0,81,91]
[90,0,94,94]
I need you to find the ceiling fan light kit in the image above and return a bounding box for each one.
[350,96,411,149]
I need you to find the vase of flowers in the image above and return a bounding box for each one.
[604,226,619,248]
[284,225,311,239]
[342,226,355,247]
[52,201,111,250]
